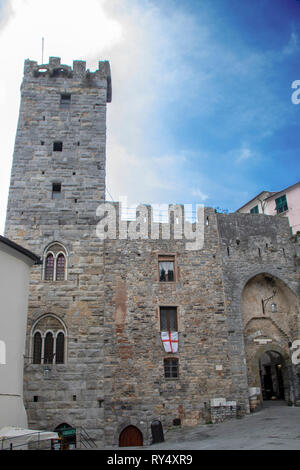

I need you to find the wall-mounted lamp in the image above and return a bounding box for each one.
[271,302,277,312]
[43,365,51,379]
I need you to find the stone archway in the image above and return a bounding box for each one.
[241,273,299,409]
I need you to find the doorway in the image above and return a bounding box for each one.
[119,425,143,447]
[259,351,286,401]
[52,423,76,450]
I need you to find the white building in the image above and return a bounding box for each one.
[236,181,300,234]
[0,235,40,428]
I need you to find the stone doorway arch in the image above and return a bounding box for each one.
[119,425,143,447]
[241,273,299,409]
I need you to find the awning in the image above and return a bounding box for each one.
[0,426,58,450]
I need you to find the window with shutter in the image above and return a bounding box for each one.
[275,195,288,214]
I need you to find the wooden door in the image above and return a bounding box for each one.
[119,426,143,447]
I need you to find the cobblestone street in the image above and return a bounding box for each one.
[143,402,300,450]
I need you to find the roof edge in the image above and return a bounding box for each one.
[0,236,41,264]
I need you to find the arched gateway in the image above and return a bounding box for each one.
[241,273,299,409]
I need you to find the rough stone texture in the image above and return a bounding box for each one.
[4,57,300,448]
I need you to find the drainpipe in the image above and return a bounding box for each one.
[288,342,296,405]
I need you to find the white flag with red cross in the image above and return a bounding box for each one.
[161,331,178,353]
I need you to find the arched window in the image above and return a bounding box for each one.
[56,332,65,364]
[43,243,67,281]
[33,332,42,364]
[44,332,54,364]
[56,254,66,281]
[31,315,67,365]
[45,254,54,280]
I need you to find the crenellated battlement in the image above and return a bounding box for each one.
[23,56,112,101]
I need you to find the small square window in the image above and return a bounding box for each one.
[164,358,179,378]
[60,93,71,108]
[53,141,63,152]
[52,183,62,199]
[159,255,175,282]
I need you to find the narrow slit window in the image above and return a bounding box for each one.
[53,141,63,152]
[52,183,62,199]
[60,93,71,108]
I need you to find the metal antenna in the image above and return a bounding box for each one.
[42,37,44,64]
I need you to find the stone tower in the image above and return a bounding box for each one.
[5,57,111,445]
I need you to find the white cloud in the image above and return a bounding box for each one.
[191,189,208,201]
[283,31,298,56]
[236,147,254,163]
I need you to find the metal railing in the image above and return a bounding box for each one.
[77,427,97,449]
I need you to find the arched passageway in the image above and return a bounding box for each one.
[241,273,299,408]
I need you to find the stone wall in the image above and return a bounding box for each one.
[103,205,236,445]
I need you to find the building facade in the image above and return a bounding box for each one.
[237,182,300,234]
[4,57,300,448]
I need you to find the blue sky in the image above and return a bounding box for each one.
[0,0,299,232]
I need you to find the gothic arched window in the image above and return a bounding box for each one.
[30,315,67,365]
[43,243,67,281]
